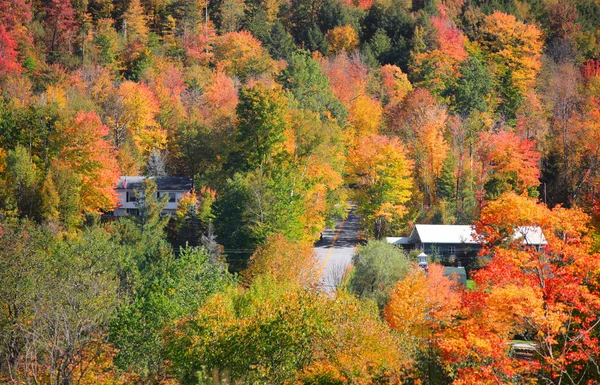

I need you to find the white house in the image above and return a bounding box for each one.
[113,176,193,217]
[387,224,548,270]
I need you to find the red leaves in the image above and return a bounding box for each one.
[0,25,21,76]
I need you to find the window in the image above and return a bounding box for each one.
[126,208,139,216]
[126,191,137,202]
[158,191,177,202]
[448,246,456,254]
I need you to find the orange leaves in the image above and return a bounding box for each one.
[463,192,600,383]
[478,130,541,193]
[387,88,449,205]
[430,5,467,63]
[385,264,460,342]
[205,70,239,117]
[380,64,412,105]
[52,112,119,213]
[326,25,359,55]
[320,53,368,107]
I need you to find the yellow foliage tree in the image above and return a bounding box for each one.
[326,25,359,55]
[347,134,413,238]
[480,11,543,93]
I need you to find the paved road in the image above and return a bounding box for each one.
[314,207,361,291]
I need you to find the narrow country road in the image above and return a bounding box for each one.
[314,206,361,291]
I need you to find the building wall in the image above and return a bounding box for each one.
[114,189,186,216]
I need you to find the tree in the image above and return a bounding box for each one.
[385,264,460,383]
[165,277,409,384]
[243,233,320,288]
[3,145,40,219]
[123,0,149,74]
[111,245,233,382]
[380,64,412,106]
[146,150,167,177]
[479,11,543,96]
[347,134,413,238]
[119,81,165,156]
[280,51,347,122]
[51,112,119,213]
[386,88,449,207]
[228,82,289,172]
[446,55,492,116]
[439,192,600,384]
[44,0,78,61]
[349,239,411,309]
[213,31,276,81]
[478,129,541,199]
[0,224,124,385]
[0,25,22,77]
[326,24,359,55]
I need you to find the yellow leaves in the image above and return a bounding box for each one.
[348,95,382,140]
[213,31,277,80]
[326,25,359,55]
[44,84,67,109]
[119,81,165,154]
[480,11,543,92]
[243,234,321,289]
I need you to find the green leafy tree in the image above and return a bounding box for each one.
[349,239,411,309]
[0,223,124,385]
[111,245,233,381]
[446,55,492,116]
[227,83,289,172]
[3,145,40,219]
[280,51,347,122]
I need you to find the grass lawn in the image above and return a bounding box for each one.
[466,279,476,290]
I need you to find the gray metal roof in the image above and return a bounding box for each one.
[116,176,193,191]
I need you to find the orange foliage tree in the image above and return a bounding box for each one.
[477,129,541,199]
[51,112,119,213]
[439,192,600,384]
[213,31,276,81]
[385,264,461,380]
[386,88,449,207]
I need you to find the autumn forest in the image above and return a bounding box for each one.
[2,0,600,383]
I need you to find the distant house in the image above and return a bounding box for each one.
[387,224,547,270]
[113,176,193,217]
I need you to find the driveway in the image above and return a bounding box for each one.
[314,206,361,291]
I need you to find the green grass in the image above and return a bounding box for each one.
[466,279,476,290]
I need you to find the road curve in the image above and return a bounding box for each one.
[314,207,361,291]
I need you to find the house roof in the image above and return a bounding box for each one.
[388,224,548,246]
[385,237,411,245]
[412,225,478,244]
[443,266,467,285]
[117,176,193,191]
[514,226,548,246]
